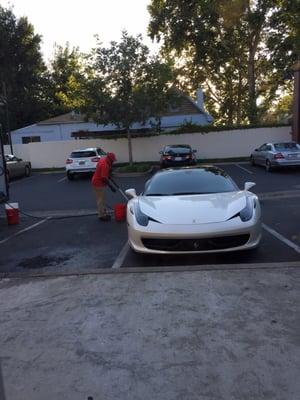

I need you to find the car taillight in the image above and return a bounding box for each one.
[91,157,101,162]
[163,155,172,160]
[274,153,284,159]
[66,158,73,164]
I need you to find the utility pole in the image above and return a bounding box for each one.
[1,82,13,154]
[292,61,300,143]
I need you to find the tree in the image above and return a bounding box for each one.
[263,81,293,123]
[0,5,49,132]
[47,44,88,114]
[82,32,177,165]
[148,0,297,125]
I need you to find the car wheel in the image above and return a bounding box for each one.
[250,156,255,166]
[67,171,75,180]
[24,165,31,177]
[265,160,272,172]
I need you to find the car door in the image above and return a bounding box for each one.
[264,144,273,163]
[13,156,25,177]
[5,155,18,178]
[255,144,267,165]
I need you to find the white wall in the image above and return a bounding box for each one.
[5,126,292,169]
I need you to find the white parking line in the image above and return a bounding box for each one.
[0,218,50,245]
[57,176,67,183]
[262,223,300,254]
[235,164,253,174]
[112,242,130,269]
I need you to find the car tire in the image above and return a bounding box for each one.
[24,165,31,177]
[265,160,272,172]
[67,171,75,180]
[250,156,255,166]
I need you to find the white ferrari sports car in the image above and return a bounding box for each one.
[125,166,261,254]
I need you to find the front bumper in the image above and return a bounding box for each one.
[127,216,262,254]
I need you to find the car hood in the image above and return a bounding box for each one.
[138,191,247,224]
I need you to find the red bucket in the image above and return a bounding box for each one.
[5,203,20,225]
[114,203,127,222]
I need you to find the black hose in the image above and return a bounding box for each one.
[3,177,124,221]
[4,202,114,221]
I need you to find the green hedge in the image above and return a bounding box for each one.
[88,123,290,140]
[115,163,152,173]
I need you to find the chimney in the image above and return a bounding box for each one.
[196,89,205,111]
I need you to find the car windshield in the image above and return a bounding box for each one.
[70,151,96,158]
[274,143,300,151]
[165,146,191,154]
[144,167,237,196]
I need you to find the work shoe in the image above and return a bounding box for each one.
[99,215,111,221]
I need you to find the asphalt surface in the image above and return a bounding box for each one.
[0,163,299,274]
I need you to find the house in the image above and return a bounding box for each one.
[11,89,213,144]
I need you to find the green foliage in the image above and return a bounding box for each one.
[81,31,178,164]
[148,0,298,125]
[263,82,293,123]
[47,44,88,114]
[88,122,289,140]
[115,163,152,173]
[0,5,49,131]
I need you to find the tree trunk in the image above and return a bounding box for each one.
[247,48,257,124]
[127,128,133,166]
[237,63,242,125]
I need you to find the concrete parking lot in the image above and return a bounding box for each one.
[0,162,299,275]
[0,163,299,400]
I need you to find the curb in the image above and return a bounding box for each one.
[0,261,300,281]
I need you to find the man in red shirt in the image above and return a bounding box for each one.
[92,152,117,221]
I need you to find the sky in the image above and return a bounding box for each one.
[1,0,160,62]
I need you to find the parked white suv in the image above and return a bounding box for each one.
[66,147,106,180]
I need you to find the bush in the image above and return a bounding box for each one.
[116,163,151,173]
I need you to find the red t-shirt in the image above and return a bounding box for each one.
[92,157,111,188]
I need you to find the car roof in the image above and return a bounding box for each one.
[156,165,225,175]
[164,144,191,148]
[71,148,98,152]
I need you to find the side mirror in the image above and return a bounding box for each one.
[244,182,256,191]
[193,149,197,153]
[254,148,258,152]
[125,188,137,198]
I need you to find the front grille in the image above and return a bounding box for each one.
[142,235,250,252]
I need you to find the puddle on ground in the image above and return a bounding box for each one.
[18,255,71,269]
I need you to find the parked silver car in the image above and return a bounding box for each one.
[5,154,31,181]
[250,142,300,172]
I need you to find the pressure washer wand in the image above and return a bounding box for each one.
[108,177,129,201]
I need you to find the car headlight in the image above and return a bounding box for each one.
[135,203,149,226]
[239,197,254,222]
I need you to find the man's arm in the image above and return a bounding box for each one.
[101,163,116,192]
